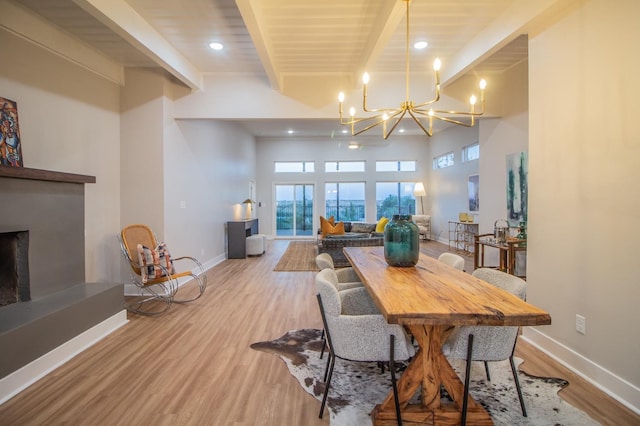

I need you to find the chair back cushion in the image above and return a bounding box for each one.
[472,268,526,300]
[315,253,335,270]
[316,269,342,316]
[437,252,465,271]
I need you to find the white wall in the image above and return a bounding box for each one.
[0,31,121,283]
[255,135,430,237]
[526,0,640,410]
[120,68,257,267]
[477,60,529,267]
[171,119,256,260]
[428,125,479,242]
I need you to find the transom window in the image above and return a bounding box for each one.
[274,161,315,173]
[462,143,480,162]
[325,161,365,172]
[433,152,454,169]
[376,161,416,172]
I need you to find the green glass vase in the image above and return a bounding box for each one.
[384,214,419,267]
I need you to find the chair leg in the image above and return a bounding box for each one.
[323,351,332,383]
[509,355,528,417]
[320,329,326,359]
[484,361,491,381]
[389,334,403,426]
[461,333,474,426]
[319,353,336,419]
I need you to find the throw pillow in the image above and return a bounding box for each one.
[137,242,176,283]
[320,215,336,236]
[320,218,345,236]
[376,216,389,233]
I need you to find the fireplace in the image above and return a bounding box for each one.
[0,166,124,388]
[0,230,30,307]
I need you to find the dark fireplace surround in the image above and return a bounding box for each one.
[0,166,123,381]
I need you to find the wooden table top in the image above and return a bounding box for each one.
[343,246,551,327]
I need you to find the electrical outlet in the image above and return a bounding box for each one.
[575,314,586,335]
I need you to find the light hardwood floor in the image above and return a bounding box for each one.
[0,239,637,425]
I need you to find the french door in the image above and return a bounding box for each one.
[274,184,314,237]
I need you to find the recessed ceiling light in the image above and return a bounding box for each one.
[209,42,224,51]
[287,129,294,134]
[348,142,359,150]
[341,129,348,134]
[414,41,428,50]
[399,128,405,133]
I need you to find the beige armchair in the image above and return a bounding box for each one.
[413,214,431,240]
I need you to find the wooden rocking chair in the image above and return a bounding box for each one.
[119,224,207,315]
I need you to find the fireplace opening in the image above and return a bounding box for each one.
[0,230,30,307]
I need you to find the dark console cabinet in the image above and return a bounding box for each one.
[227,219,259,258]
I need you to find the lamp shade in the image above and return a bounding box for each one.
[242,198,255,204]
[413,182,426,197]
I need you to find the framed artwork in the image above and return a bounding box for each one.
[506,151,528,226]
[467,174,479,212]
[0,97,23,167]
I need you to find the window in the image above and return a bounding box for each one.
[325,161,365,172]
[376,161,416,172]
[376,182,416,219]
[462,143,479,162]
[325,182,365,221]
[274,161,315,173]
[433,152,454,169]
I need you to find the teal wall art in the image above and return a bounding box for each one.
[506,151,528,226]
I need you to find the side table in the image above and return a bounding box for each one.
[473,233,527,277]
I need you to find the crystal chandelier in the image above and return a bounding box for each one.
[338,0,487,139]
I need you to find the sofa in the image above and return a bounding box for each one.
[317,221,384,267]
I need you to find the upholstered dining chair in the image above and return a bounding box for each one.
[315,253,362,287]
[442,268,528,422]
[119,224,207,315]
[315,268,372,359]
[316,270,415,425]
[437,252,466,271]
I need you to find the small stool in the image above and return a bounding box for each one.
[256,234,267,253]
[246,234,264,256]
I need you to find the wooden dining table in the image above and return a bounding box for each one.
[343,246,551,426]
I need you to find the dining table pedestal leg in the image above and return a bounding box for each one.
[370,325,494,426]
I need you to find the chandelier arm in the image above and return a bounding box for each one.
[428,102,486,116]
[429,114,475,127]
[351,117,394,136]
[347,108,403,126]
[383,110,408,139]
[406,109,433,137]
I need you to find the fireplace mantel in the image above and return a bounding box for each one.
[0,166,95,184]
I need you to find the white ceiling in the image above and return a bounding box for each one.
[14,0,529,138]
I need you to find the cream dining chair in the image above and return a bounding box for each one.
[442,268,528,422]
[316,269,415,425]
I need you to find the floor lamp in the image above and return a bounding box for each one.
[414,182,426,214]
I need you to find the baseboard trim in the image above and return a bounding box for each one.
[522,327,640,415]
[0,310,128,405]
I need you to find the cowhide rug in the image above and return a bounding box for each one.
[250,329,599,426]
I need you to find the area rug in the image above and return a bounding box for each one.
[273,241,320,271]
[250,329,598,426]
